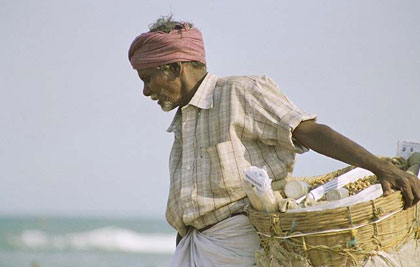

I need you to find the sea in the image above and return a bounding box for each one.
[0,216,176,267]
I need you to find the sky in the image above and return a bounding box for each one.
[1,0,419,219]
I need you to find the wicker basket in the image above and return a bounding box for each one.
[248,182,420,267]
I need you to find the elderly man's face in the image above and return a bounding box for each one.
[137,67,182,112]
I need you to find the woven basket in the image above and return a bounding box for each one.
[248,178,420,266]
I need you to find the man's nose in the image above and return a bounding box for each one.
[143,84,151,96]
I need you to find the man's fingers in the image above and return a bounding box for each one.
[401,185,414,209]
[400,174,420,208]
[409,176,420,206]
[378,171,420,209]
[379,179,392,197]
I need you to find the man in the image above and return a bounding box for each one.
[128,17,420,266]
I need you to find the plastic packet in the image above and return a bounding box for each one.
[242,167,277,213]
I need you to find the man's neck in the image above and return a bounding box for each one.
[180,71,208,107]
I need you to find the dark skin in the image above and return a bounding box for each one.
[292,121,420,209]
[137,63,420,245]
[138,62,207,111]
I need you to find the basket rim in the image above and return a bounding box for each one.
[247,190,404,217]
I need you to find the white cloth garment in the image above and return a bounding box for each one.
[362,239,420,267]
[169,215,260,267]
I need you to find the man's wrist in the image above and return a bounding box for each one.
[371,159,398,178]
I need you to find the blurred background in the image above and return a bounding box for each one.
[1,0,419,266]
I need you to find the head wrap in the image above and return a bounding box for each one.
[128,24,206,70]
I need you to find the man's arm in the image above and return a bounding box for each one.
[292,120,420,208]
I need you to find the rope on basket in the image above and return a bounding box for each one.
[370,200,381,249]
[253,161,416,266]
[259,209,400,239]
[270,214,282,235]
[260,228,406,267]
[258,209,404,266]
[346,206,358,248]
[262,233,362,266]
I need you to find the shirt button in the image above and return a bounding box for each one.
[186,165,191,170]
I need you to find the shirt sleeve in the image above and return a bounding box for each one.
[249,75,317,153]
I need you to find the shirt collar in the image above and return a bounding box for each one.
[167,73,218,133]
[167,109,181,133]
[185,72,218,110]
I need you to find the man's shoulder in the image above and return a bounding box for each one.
[215,74,276,89]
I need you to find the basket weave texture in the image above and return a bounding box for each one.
[248,173,420,267]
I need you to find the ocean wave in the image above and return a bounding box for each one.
[10,227,176,254]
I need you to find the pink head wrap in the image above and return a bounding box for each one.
[128,24,206,70]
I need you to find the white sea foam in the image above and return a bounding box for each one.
[15,227,176,254]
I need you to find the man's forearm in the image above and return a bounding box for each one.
[292,120,420,208]
[292,121,387,175]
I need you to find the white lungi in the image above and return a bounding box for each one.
[362,239,420,267]
[169,215,260,267]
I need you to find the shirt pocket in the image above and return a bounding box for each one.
[205,141,243,198]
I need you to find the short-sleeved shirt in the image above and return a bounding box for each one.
[166,73,316,236]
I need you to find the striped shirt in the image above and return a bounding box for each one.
[166,73,316,236]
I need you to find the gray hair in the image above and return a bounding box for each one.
[149,15,193,33]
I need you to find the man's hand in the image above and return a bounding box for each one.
[293,120,420,208]
[375,162,420,209]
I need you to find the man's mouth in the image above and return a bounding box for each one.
[159,99,175,112]
[150,94,159,101]
[150,92,177,111]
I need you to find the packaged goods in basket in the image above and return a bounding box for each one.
[244,155,420,267]
[243,166,278,213]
